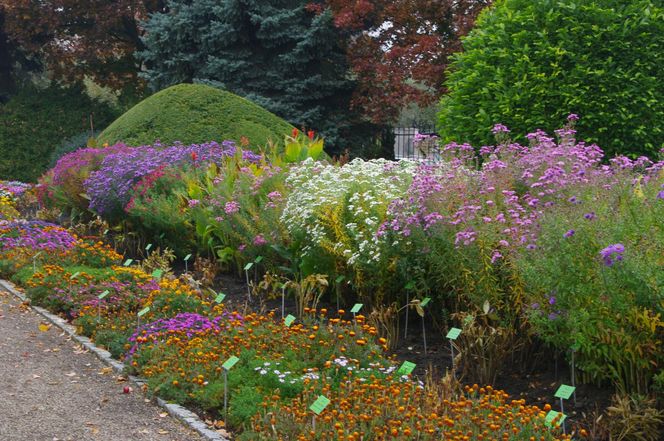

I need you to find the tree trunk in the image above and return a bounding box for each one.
[0,11,15,101]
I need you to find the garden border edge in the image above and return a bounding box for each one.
[0,279,230,441]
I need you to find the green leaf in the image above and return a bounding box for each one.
[284,142,301,162]
[308,139,324,159]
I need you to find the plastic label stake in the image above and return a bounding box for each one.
[222,355,240,424]
[446,327,462,377]
[284,314,296,327]
[554,384,575,434]
[397,361,416,376]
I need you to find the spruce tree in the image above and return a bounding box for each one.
[138,0,383,155]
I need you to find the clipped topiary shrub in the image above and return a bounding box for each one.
[0,84,119,182]
[438,0,664,157]
[98,83,294,148]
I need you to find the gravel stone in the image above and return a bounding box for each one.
[0,289,206,441]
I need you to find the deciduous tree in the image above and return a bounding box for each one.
[0,0,165,88]
[320,0,490,124]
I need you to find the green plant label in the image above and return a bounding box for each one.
[69,271,81,280]
[420,297,431,308]
[446,327,462,340]
[350,303,363,314]
[103,229,109,235]
[545,410,566,428]
[397,361,416,376]
[183,254,192,261]
[145,243,152,251]
[244,262,254,271]
[222,356,239,371]
[98,290,110,300]
[254,255,263,263]
[554,384,575,400]
[335,275,345,283]
[405,281,416,290]
[123,259,133,267]
[151,269,163,279]
[137,307,150,317]
[214,293,226,304]
[284,314,296,327]
[309,395,330,415]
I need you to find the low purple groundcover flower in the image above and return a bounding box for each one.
[0,220,77,251]
[126,311,244,358]
[563,229,575,238]
[600,243,625,267]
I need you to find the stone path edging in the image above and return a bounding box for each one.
[0,279,230,441]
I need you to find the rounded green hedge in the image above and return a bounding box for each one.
[438,0,664,157]
[98,83,294,148]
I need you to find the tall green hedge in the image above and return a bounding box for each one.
[438,0,664,157]
[0,85,119,182]
[98,84,294,148]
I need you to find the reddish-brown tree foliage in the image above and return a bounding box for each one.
[0,0,165,88]
[318,0,490,124]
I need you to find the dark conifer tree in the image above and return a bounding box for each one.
[138,0,386,156]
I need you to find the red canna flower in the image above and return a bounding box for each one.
[307,130,315,140]
[292,128,299,138]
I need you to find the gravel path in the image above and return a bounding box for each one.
[0,289,204,441]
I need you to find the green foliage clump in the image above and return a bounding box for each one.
[519,174,664,395]
[438,0,664,157]
[98,83,294,148]
[0,84,119,182]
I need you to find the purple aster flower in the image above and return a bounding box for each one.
[657,190,664,200]
[564,229,575,238]
[491,123,510,134]
[600,243,625,267]
[253,235,267,246]
[584,212,595,220]
[224,201,240,214]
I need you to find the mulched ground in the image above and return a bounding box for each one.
[214,272,613,431]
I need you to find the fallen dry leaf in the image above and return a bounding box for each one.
[38,323,50,332]
[157,429,169,435]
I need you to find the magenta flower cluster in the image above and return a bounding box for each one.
[84,141,262,216]
[381,118,664,267]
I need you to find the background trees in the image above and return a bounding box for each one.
[0,0,165,89]
[324,0,490,124]
[138,0,379,155]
